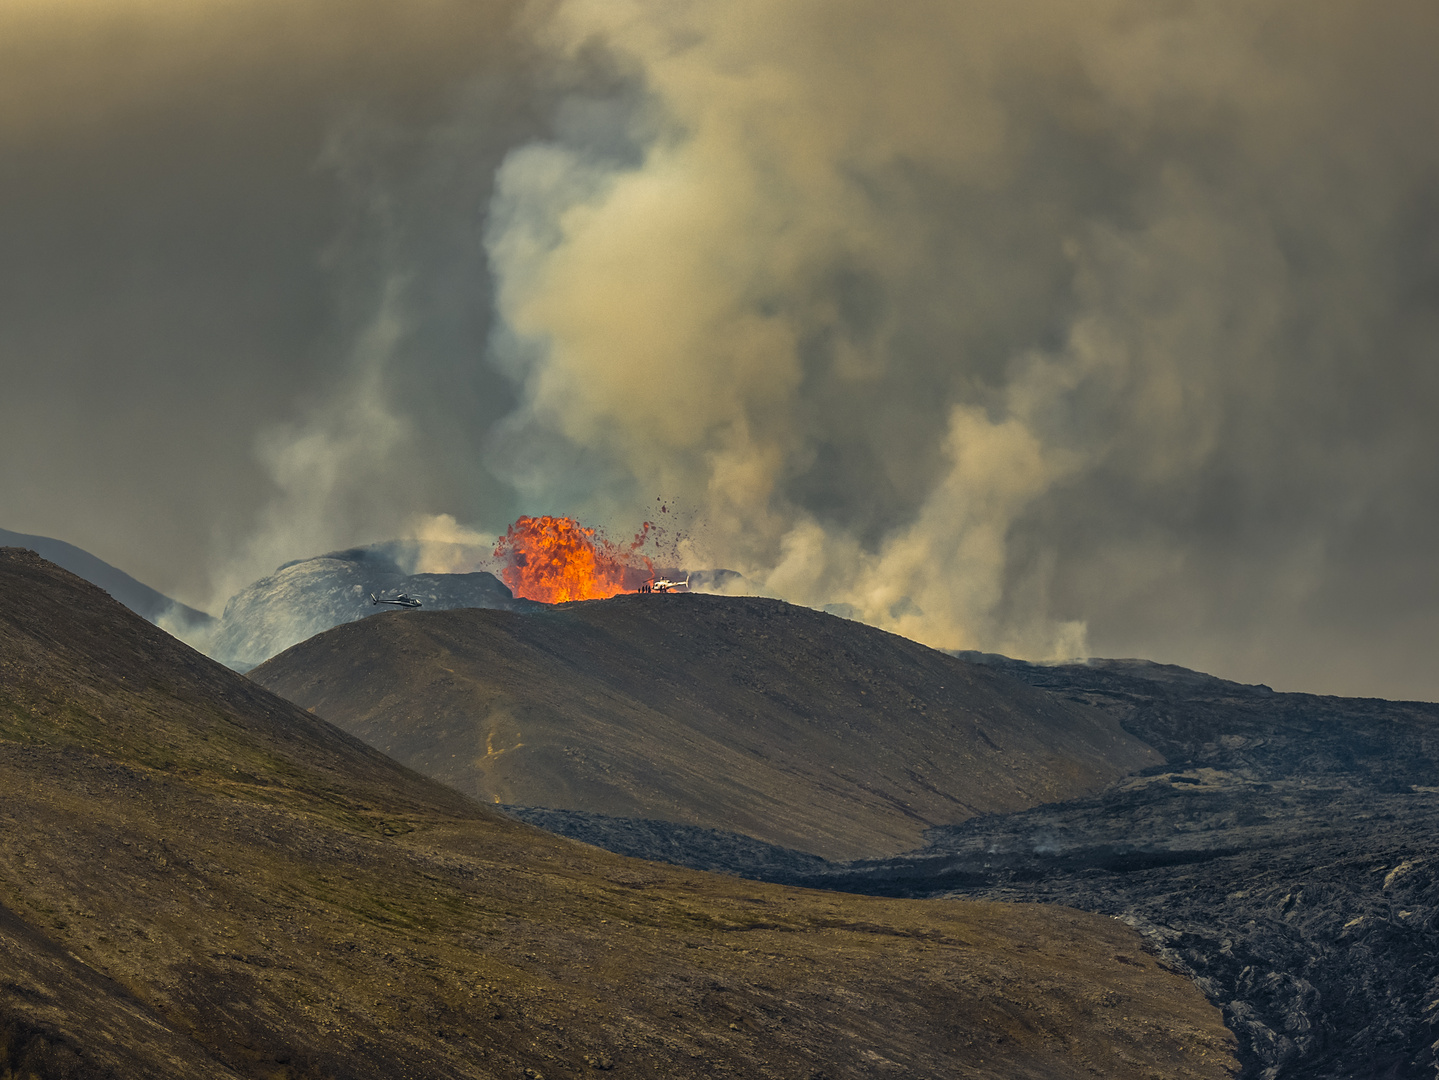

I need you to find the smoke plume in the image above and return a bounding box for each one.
[0,0,537,611]
[482,0,1439,687]
[2,0,1436,698]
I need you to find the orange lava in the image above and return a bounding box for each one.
[494,515,653,603]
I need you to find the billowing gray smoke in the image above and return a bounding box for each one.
[481,0,1439,696]
[0,0,539,608]
[2,0,1436,699]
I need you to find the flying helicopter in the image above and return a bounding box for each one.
[370,592,422,608]
[638,577,689,594]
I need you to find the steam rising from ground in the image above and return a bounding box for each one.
[483,0,1439,667]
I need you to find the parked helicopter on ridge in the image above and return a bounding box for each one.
[638,577,689,594]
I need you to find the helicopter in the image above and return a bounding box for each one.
[370,592,422,608]
[638,576,689,594]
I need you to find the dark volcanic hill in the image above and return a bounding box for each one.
[0,548,1237,1080]
[250,593,1160,860]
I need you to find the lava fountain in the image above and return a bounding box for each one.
[494,515,654,603]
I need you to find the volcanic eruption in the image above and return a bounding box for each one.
[493,515,655,603]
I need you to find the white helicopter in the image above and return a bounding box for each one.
[638,576,690,594]
[370,592,422,608]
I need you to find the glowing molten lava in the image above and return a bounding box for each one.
[494,515,653,603]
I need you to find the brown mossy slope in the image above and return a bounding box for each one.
[0,549,1235,1079]
[252,594,1161,860]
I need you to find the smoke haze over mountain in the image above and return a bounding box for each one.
[0,0,539,604]
[3,0,1437,699]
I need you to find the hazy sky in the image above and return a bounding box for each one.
[3,0,1437,700]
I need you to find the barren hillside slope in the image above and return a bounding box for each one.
[252,594,1161,859]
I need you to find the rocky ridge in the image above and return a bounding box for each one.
[209,546,536,669]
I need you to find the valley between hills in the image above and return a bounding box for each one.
[0,548,1237,1080]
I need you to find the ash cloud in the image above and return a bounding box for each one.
[1,0,1436,699]
[483,0,1439,696]
[0,0,540,613]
